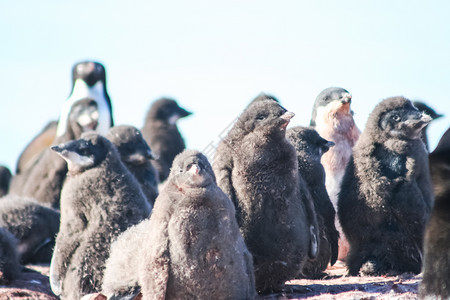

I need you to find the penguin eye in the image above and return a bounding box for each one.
[179,168,183,173]
[392,114,401,122]
[255,115,265,121]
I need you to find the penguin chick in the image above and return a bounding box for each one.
[49,132,151,299]
[338,96,433,276]
[9,98,100,209]
[0,165,12,197]
[128,150,256,300]
[141,98,192,183]
[56,61,113,137]
[412,101,443,151]
[310,86,361,261]
[213,100,319,293]
[0,195,60,264]
[419,127,450,299]
[287,126,339,278]
[106,125,159,206]
[0,227,21,284]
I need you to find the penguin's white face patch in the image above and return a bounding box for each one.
[168,114,180,125]
[64,151,94,169]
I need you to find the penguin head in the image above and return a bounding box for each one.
[373,97,432,141]
[238,100,294,138]
[310,87,353,126]
[51,132,109,174]
[146,98,192,124]
[68,98,99,134]
[72,61,106,87]
[169,150,215,189]
[412,101,444,120]
[106,125,156,165]
[287,126,334,160]
[246,92,280,108]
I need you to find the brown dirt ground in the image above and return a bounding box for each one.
[0,263,421,299]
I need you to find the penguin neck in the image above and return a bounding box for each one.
[56,80,111,137]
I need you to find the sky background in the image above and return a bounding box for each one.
[1,1,449,172]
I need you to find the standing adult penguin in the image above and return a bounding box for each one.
[287,126,339,278]
[412,101,443,151]
[310,86,361,261]
[419,127,450,299]
[49,132,151,299]
[0,165,12,197]
[106,125,159,206]
[141,98,192,183]
[102,150,255,300]
[9,98,100,209]
[213,100,318,293]
[338,96,433,276]
[56,61,113,138]
[0,195,60,264]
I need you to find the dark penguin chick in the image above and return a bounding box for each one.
[338,96,433,276]
[0,227,21,284]
[412,101,443,151]
[15,121,57,174]
[141,98,192,183]
[213,100,319,293]
[49,132,151,299]
[106,125,159,206]
[419,127,450,299]
[310,86,361,261]
[0,165,12,197]
[56,61,113,137]
[9,98,100,209]
[0,195,60,264]
[118,150,255,300]
[287,126,339,278]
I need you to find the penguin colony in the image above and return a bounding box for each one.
[0,61,446,299]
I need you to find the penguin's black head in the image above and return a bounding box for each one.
[106,125,155,165]
[68,98,99,133]
[72,61,106,87]
[412,101,443,120]
[246,92,280,108]
[169,150,215,189]
[287,126,334,160]
[375,97,432,140]
[51,132,109,174]
[238,100,294,138]
[310,87,353,126]
[146,98,192,124]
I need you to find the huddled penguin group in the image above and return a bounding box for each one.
[0,61,448,299]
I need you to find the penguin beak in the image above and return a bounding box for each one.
[280,111,295,129]
[405,113,432,132]
[326,141,335,148]
[178,107,193,118]
[341,93,352,104]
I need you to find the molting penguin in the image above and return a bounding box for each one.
[106,125,159,206]
[287,126,339,278]
[310,86,361,261]
[141,98,192,183]
[338,96,433,276]
[412,101,443,151]
[213,100,319,293]
[56,61,113,137]
[9,98,100,209]
[49,132,151,299]
[419,127,450,299]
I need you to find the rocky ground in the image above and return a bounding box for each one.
[0,263,421,299]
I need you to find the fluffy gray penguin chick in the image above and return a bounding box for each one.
[106,125,159,206]
[49,132,151,299]
[338,96,433,276]
[287,126,339,278]
[131,150,256,300]
[0,227,21,284]
[213,100,319,293]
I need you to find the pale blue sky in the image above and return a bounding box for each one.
[1,1,449,172]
